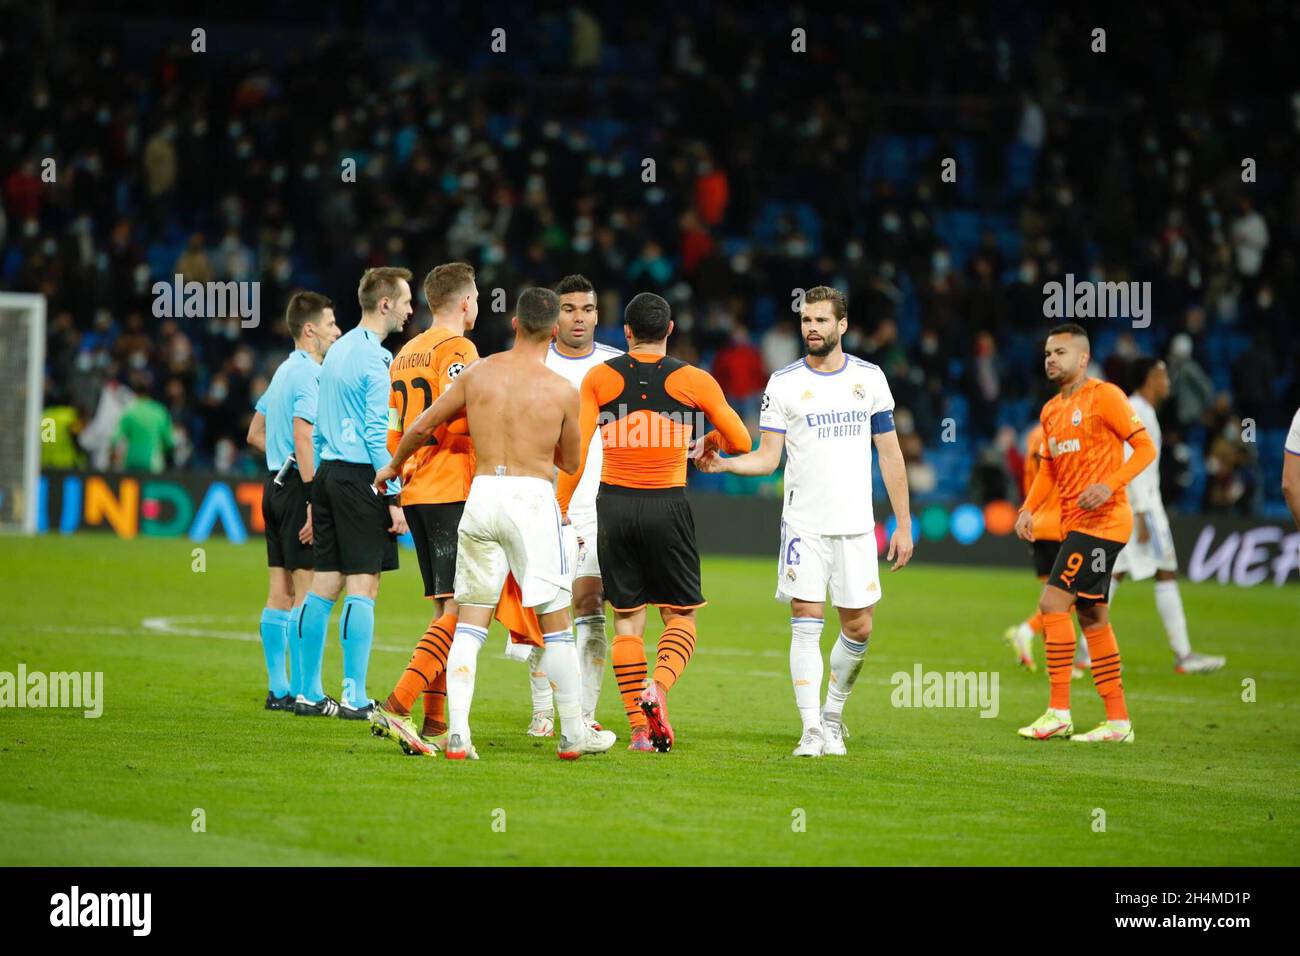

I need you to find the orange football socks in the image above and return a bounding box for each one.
[1084,623,1128,721]
[386,611,456,716]
[612,634,648,728]
[421,670,448,736]
[654,616,697,692]
[1043,611,1076,711]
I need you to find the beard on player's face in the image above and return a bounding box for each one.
[806,328,839,357]
[1047,354,1083,383]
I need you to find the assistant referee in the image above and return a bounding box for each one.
[246,290,339,711]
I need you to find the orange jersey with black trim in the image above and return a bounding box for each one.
[557,351,752,512]
[387,326,478,505]
[1033,378,1152,542]
[1023,423,1061,542]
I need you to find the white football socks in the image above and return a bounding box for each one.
[526,645,553,716]
[1154,579,1192,658]
[542,630,583,744]
[789,617,825,731]
[824,632,868,720]
[575,614,607,721]
[446,624,489,741]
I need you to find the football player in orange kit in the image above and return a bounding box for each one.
[557,292,752,753]
[368,262,480,754]
[1003,422,1091,678]
[1014,323,1155,743]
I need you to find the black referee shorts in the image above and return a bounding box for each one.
[404,501,465,599]
[596,484,704,612]
[263,470,314,571]
[312,460,399,576]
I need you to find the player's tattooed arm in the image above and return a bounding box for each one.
[873,429,913,570]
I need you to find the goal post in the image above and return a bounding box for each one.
[0,292,46,534]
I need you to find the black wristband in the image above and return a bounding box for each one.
[384,493,399,508]
[301,480,312,503]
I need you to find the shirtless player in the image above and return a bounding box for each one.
[375,287,617,760]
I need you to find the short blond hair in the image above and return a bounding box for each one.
[423,262,476,314]
[357,266,413,312]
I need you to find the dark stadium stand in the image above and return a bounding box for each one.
[4,1,1297,518]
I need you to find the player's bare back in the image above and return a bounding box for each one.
[460,352,578,481]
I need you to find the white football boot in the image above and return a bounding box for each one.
[526,711,555,737]
[792,725,825,757]
[821,714,848,756]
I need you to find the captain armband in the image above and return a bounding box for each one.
[870,410,895,434]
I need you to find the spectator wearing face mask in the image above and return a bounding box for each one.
[1166,333,1215,431]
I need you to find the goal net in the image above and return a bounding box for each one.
[0,293,46,534]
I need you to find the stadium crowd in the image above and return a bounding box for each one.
[5,1,1298,516]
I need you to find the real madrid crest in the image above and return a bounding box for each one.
[853,383,866,400]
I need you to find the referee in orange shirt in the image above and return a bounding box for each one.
[557,292,751,753]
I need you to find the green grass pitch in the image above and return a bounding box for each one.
[0,535,1296,866]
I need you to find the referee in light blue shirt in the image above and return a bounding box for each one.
[246,291,340,712]
[294,267,414,719]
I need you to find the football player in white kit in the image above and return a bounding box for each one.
[1111,357,1225,673]
[506,275,624,736]
[697,286,914,756]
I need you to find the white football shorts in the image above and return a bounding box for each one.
[774,520,882,609]
[568,508,600,579]
[1114,501,1178,580]
[454,475,576,614]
